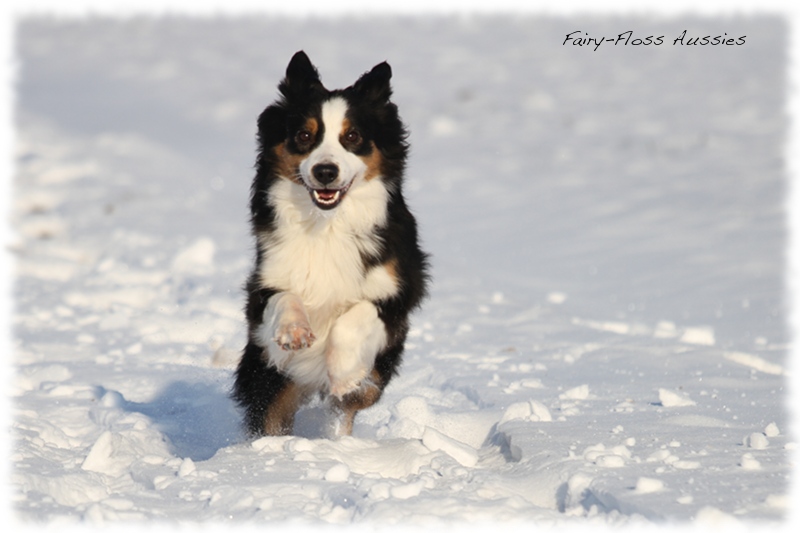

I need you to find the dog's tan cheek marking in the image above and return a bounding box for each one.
[274,117,319,183]
[263,380,303,436]
[339,120,381,180]
[340,117,351,137]
[305,117,319,137]
[273,143,304,185]
[362,142,384,181]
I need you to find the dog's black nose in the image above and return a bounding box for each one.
[312,164,339,185]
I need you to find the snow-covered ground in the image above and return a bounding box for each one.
[9,15,792,526]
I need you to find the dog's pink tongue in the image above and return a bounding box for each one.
[317,190,337,201]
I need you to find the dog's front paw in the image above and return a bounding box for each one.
[328,366,368,399]
[273,322,316,352]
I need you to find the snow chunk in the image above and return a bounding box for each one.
[81,425,172,477]
[583,443,631,468]
[251,436,292,453]
[100,390,125,408]
[646,449,674,463]
[560,384,589,400]
[384,396,497,449]
[367,482,392,500]
[634,477,665,494]
[301,437,434,479]
[743,432,769,450]
[293,451,317,462]
[723,351,783,375]
[765,494,787,510]
[654,321,679,339]
[572,317,630,335]
[680,326,715,346]
[658,388,696,407]
[177,458,196,477]
[499,402,531,424]
[422,427,478,468]
[81,431,117,475]
[388,396,434,439]
[390,480,425,500]
[286,438,316,454]
[499,400,552,425]
[694,506,739,525]
[563,473,594,510]
[596,455,625,468]
[531,401,552,422]
[393,396,434,423]
[764,422,780,437]
[739,453,761,470]
[324,463,350,482]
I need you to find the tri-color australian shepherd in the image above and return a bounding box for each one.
[233,51,428,438]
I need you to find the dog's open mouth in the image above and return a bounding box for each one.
[308,183,351,210]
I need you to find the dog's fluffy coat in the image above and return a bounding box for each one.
[233,51,428,437]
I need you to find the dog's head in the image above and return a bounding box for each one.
[257,51,407,211]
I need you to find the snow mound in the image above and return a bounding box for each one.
[658,388,696,407]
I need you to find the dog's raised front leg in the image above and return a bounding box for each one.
[256,292,316,369]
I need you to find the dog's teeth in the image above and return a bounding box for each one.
[313,190,341,205]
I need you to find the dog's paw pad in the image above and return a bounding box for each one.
[273,323,315,352]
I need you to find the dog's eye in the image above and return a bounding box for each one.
[344,129,361,144]
[295,130,312,144]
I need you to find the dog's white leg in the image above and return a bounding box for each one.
[256,292,316,370]
[326,300,387,398]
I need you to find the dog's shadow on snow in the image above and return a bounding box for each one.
[122,382,356,460]
[123,381,244,461]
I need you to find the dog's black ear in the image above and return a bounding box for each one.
[279,51,323,99]
[257,104,288,147]
[353,61,392,103]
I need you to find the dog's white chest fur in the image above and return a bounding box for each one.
[255,177,398,388]
[260,178,395,308]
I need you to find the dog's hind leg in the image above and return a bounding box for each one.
[263,380,304,436]
[233,342,303,436]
